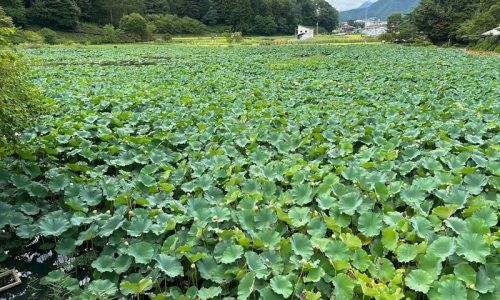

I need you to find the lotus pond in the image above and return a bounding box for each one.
[0,44,499,299]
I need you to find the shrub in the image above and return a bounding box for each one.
[223,31,243,44]
[100,24,124,44]
[0,8,44,147]
[39,28,58,44]
[149,14,207,35]
[473,36,500,52]
[119,13,151,42]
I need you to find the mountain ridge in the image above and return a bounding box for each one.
[340,0,420,21]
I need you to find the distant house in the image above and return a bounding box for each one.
[297,25,314,40]
[342,24,355,33]
[482,26,500,36]
[362,20,387,36]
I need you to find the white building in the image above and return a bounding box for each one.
[362,20,387,36]
[482,26,500,36]
[297,25,314,40]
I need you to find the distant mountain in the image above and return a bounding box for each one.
[357,1,375,9]
[340,0,420,21]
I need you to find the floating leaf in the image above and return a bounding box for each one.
[270,275,293,298]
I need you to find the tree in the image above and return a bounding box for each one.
[28,0,81,29]
[0,7,43,147]
[178,0,201,19]
[253,15,278,35]
[119,13,150,41]
[0,0,26,25]
[74,0,91,21]
[316,0,339,32]
[387,13,403,34]
[145,0,170,15]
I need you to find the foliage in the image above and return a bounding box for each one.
[0,7,43,147]
[39,28,58,45]
[1,0,339,36]
[224,31,243,44]
[411,0,500,45]
[27,0,81,29]
[119,13,151,42]
[100,24,125,44]
[0,44,499,299]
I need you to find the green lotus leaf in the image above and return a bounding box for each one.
[10,174,31,189]
[381,227,398,251]
[128,241,155,264]
[87,279,118,298]
[332,273,356,299]
[463,173,487,195]
[456,233,490,264]
[156,254,183,277]
[291,233,314,259]
[443,188,468,207]
[270,275,293,298]
[255,230,281,249]
[432,279,467,300]
[288,206,311,227]
[98,214,125,237]
[454,263,476,286]
[396,243,418,263]
[307,217,327,237]
[358,212,383,237]
[91,255,115,273]
[55,238,76,256]
[19,202,41,215]
[126,215,153,237]
[27,182,49,198]
[120,278,153,295]
[237,271,255,300]
[352,249,371,271]
[81,187,102,206]
[197,286,222,300]
[138,173,156,187]
[411,216,434,240]
[291,183,314,206]
[427,236,456,260]
[219,244,243,264]
[324,240,350,261]
[338,191,362,215]
[303,267,325,283]
[405,269,434,293]
[245,251,269,279]
[38,210,71,237]
[49,173,71,192]
[112,255,132,274]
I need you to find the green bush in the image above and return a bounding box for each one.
[10,30,44,45]
[119,13,151,42]
[473,36,500,52]
[0,8,44,148]
[148,14,207,35]
[223,31,243,44]
[39,27,59,44]
[100,24,124,44]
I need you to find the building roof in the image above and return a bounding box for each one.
[482,26,500,36]
[298,25,314,30]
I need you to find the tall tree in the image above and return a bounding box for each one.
[28,0,81,29]
[0,0,26,25]
[145,0,170,15]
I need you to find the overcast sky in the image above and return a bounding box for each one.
[328,0,372,11]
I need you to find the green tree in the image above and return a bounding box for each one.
[145,0,170,14]
[230,0,252,32]
[0,7,43,148]
[316,0,339,32]
[0,0,26,25]
[28,0,81,29]
[387,13,404,34]
[253,15,278,35]
[119,13,150,41]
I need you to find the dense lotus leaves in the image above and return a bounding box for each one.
[0,44,498,299]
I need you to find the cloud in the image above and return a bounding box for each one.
[328,0,370,11]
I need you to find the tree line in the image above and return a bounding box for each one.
[0,0,340,35]
[385,0,499,49]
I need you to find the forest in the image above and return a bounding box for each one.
[0,0,340,35]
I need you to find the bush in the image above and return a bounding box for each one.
[473,36,500,52]
[119,13,151,42]
[0,8,44,147]
[39,28,58,44]
[148,14,207,35]
[10,30,44,45]
[224,32,243,44]
[100,24,124,44]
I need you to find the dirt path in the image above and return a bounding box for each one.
[464,49,500,58]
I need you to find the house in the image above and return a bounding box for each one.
[362,20,387,36]
[482,26,500,36]
[342,24,355,33]
[297,25,314,40]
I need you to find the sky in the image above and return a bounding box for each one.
[328,0,372,11]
